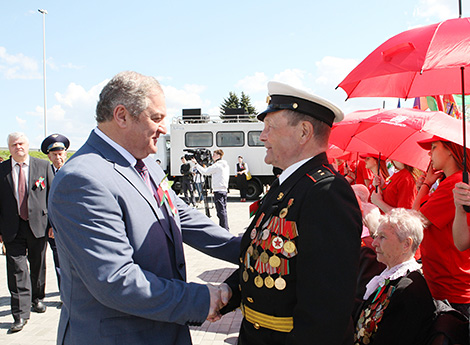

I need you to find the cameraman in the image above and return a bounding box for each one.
[193,149,230,230]
[180,156,196,207]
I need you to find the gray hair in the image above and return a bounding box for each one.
[378,208,424,253]
[7,132,29,146]
[283,109,331,144]
[95,71,162,123]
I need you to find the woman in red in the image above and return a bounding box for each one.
[371,161,421,213]
[355,159,373,187]
[362,154,390,201]
[412,136,470,318]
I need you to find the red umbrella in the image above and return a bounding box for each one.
[330,108,467,172]
[337,15,470,190]
[337,17,470,99]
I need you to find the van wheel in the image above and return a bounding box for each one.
[246,180,262,200]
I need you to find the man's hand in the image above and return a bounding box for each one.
[218,283,232,306]
[206,283,232,322]
[48,227,54,239]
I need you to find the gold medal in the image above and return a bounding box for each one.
[254,275,264,288]
[264,276,274,289]
[279,208,288,218]
[274,276,286,290]
[283,240,296,254]
[260,251,269,264]
[252,248,259,260]
[243,270,249,282]
[247,245,254,255]
[269,255,281,268]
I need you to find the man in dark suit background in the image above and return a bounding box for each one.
[41,133,70,291]
[0,132,53,332]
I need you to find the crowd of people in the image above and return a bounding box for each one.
[1,71,470,345]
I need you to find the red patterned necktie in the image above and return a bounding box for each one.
[17,163,28,220]
[135,159,177,215]
[135,159,152,190]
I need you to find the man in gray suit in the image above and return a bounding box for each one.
[0,132,54,332]
[48,71,239,345]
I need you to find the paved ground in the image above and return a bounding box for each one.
[0,192,249,345]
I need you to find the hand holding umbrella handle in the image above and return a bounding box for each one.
[462,171,470,213]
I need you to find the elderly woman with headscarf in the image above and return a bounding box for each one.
[353,208,434,345]
[412,137,470,319]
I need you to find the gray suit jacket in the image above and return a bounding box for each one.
[0,156,53,242]
[48,131,240,345]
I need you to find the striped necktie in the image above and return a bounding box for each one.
[17,163,28,220]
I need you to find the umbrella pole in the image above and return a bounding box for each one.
[461,67,470,212]
[376,153,382,193]
[459,0,462,18]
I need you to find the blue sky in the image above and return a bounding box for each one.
[0,0,465,150]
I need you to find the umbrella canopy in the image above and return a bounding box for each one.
[337,17,470,99]
[330,108,467,172]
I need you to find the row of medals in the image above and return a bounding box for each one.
[242,204,296,291]
[355,285,395,344]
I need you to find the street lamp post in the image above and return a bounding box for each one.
[38,9,48,137]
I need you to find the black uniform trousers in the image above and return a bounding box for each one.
[5,218,47,320]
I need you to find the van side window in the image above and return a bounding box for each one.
[216,131,244,147]
[248,131,263,147]
[185,132,213,147]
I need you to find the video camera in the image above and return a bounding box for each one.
[184,148,213,166]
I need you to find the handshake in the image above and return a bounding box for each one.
[206,283,232,322]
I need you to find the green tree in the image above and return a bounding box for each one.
[219,92,240,115]
[219,91,257,122]
[240,92,257,115]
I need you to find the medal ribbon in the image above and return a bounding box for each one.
[156,186,177,216]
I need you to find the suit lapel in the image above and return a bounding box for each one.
[28,157,36,193]
[87,131,175,244]
[4,159,14,196]
[145,157,183,244]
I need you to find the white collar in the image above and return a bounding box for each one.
[11,155,30,167]
[94,127,137,166]
[279,157,312,185]
[363,259,421,300]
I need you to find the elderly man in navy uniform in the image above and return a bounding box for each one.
[41,133,70,291]
[221,82,362,344]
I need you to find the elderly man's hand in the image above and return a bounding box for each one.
[206,283,232,322]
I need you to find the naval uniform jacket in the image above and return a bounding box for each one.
[353,270,435,345]
[223,153,362,345]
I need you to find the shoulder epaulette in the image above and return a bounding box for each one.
[306,164,335,183]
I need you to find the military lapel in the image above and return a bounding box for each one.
[241,180,282,249]
[241,155,327,250]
